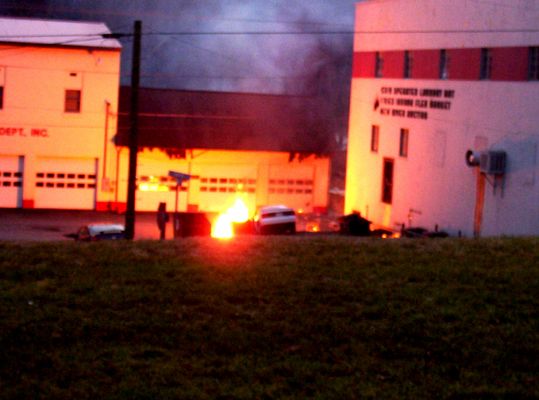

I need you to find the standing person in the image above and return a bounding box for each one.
[156,202,169,240]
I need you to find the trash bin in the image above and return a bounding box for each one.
[338,213,371,236]
[173,212,213,238]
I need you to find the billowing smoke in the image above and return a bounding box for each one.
[1,0,355,150]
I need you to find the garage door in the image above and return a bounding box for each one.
[267,165,314,212]
[193,164,258,214]
[35,157,97,209]
[135,157,189,212]
[0,155,23,208]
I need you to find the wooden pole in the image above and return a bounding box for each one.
[125,20,142,240]
[473,170,486,238]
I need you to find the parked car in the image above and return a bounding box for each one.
[68,223,126,241]
[254,205,296,234]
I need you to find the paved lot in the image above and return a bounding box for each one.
[0,209,340,242]
[0,209,163,241]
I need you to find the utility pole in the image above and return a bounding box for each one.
[125,20,142,240]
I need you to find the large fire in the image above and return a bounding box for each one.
[211,198,250,239]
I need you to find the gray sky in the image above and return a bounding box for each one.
[1,0,359,93]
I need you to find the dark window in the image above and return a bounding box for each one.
[480,48,492,80]
[399,128,409,157]
[65,90,81,113]
[375,52,383,78]
[404,51,413,78]
[371,125,379,152]
[439,49,448,79]
[382,158,394,204]
[529,47,539,80]
[0,86,3,109]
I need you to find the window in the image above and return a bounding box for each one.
[480,48,492,80]
[382,158,394,204]
[529,47,539,81]
[399,128,409,157]
[439,49,448,79]
[375,52,383,78]
[371,125,379,152]
[404,51,413,78]
[0,86,3,109]
[65,89,81,113]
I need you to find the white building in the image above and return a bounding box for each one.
[345,0,539,237]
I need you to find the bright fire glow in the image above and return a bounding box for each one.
[211,198,250,239]
[306,222,320,232]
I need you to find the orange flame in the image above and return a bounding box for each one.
[211,198,249,239]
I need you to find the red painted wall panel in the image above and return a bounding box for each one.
[383,51,404,79]
[411,50,439,80]
[354,47,530,81]
[353,51,376,78]
[491,47,528,81]
[22,199,34,209]
[448,48,481,80]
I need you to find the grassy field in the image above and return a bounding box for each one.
[0,236,538,399]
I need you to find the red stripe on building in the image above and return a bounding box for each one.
[352,47,532,81]
[491,47,529,81]
[382,51,405,78]
[353,51,375,78]
[448,48,481,80]
[410,50,440,80]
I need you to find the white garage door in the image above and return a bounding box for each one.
[267,165,315,212]
[35,157,97,210]
[135,158,188,212]
[194,164,258,214]
[0,155,23,208]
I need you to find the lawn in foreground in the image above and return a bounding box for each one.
[0,236,538,399]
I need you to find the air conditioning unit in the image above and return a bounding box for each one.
[480,151,506,175]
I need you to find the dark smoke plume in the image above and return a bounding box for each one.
[1,0,356,150]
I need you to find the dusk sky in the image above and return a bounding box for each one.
[1,0,360,94]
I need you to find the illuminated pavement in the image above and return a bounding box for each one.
[0,209,341,242]
[0,209,162,241]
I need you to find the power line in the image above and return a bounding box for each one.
[1,27,538,41]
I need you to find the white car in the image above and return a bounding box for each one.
[254,205,296,234]
[73,223,126,241]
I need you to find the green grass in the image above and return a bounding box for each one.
[0,236,538,399]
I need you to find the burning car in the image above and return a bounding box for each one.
[254,205,296,234]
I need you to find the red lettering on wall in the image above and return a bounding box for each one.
[31,129,49,137]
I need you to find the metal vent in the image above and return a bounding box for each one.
[479,151,506,175]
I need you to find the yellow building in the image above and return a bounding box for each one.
[0,18,330,217]
[112,87,330,216]
[0,17,121,209]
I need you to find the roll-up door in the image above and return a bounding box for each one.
[267,165,314,212]
[0,155,23,208]
[35,157,97,209]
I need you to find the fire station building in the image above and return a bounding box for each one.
[0,17,121,210]
[0,17,330,216]
[345,0,539,236]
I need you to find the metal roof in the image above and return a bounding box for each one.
[0,17,121,49]
[116,86,333,154]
